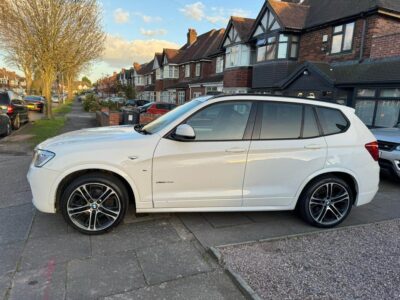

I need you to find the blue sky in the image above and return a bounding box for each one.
[1,0,265,82]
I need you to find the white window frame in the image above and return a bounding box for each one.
[216,56,224,73]
[185,64,191,78]
[195,63,201,77]
[225,44,251,68]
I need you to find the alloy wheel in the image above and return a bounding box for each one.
[67,183,121,232]
[308,182,351,226]
[6,122,11,136]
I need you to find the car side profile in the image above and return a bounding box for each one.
[27,95,380,234]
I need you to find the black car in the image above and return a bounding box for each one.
[0,91,29,129]
[24,95,45,113]
[0,110,11,137]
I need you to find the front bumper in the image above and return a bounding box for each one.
[379,149,400,178]
[27,164,60,213]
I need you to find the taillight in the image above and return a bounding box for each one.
[365,141,379,161]
[7,105,13,114]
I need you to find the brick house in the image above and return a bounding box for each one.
[250,0,400,128]
[136,28,225,104]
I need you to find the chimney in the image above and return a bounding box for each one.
[187,28,197,45]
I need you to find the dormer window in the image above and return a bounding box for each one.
[331,22,355,54]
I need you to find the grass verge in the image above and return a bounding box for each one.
[29,101,73,146]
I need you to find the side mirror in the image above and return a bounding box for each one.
[174,124,195,141]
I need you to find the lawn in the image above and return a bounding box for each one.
[29,102,73,145]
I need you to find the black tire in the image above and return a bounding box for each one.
[60,172,129,235]
[6,121,12,136]
[13,114,20,130]
[298,175,353,228]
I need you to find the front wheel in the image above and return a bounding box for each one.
[60,173,129,235]
[298,176,353,228]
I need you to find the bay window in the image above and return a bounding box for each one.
[163,65,178,79]
[225,44,251,68]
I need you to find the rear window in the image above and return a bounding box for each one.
[156,104,169,110]
[316,107,349,135]
[0,93,10,105]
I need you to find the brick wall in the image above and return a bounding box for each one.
[223,67,252,88]
[369,15,400,59]
[190,87,205,98]
[299,19,365,62]
[299,15,400,63]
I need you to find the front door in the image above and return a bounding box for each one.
[243,102,327,207]
[153,101,255,208]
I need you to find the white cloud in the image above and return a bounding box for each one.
[101,35,179,68]
[179,2,205,21]
[180,2,250,25]
[113,8,130,24]
[140,28,167,37]
[132,12,162,23]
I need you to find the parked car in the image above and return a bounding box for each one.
[0,91,29,129]
[139,102,177,115]
[371,123,400,180]
[28,95,380,235]
[0,109,12,137]
[24,95,45,113]
[51,95,59,103]
[124,99,149,108]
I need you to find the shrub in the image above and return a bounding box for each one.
[83,94,101,112]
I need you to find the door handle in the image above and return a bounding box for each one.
[225,148,246,153]
[304,144,324,150]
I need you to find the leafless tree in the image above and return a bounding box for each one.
[0,0,105,118]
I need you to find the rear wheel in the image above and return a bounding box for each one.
[298,176,353,228]
[60,173,129,235]
[6,121,11,136]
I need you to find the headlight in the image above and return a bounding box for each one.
[396,145,400,151]
[33,149,55,167]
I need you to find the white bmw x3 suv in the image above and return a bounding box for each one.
[28,95,380,234]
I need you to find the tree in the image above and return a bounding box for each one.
[0,0,105,118]
[82,76,92,87]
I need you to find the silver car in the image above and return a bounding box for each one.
[372,123,400,180]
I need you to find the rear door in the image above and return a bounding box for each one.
[243,102,327,207]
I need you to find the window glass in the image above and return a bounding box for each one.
[316,107,349,135]
[260,102,302,139]
[331,34,343,54]
[381,89,400,98]
[357,89,376,97]
[290,43,298,58]
[303,106,320,138]
[374,101,400,127]
[343,22,354,50]
[334,25,343,33]
[186,102,252,141]
[257,46,266,62]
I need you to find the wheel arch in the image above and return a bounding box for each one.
[54,166,138,212]
[295,169,359,208]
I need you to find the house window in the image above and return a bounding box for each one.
[225,44,250,68]
[178,91,185,104]
[256,34,298,62]
[331,22,355,54]
[156,69,161,80]
[195,63,201,77]
[150,92,155,101]
[185,64,191,77]
[193,92,202,98]
[216,56,224,73]
[163,66,178,79]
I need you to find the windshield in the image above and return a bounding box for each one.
[25,96,41,101]
[142,100,202,134]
